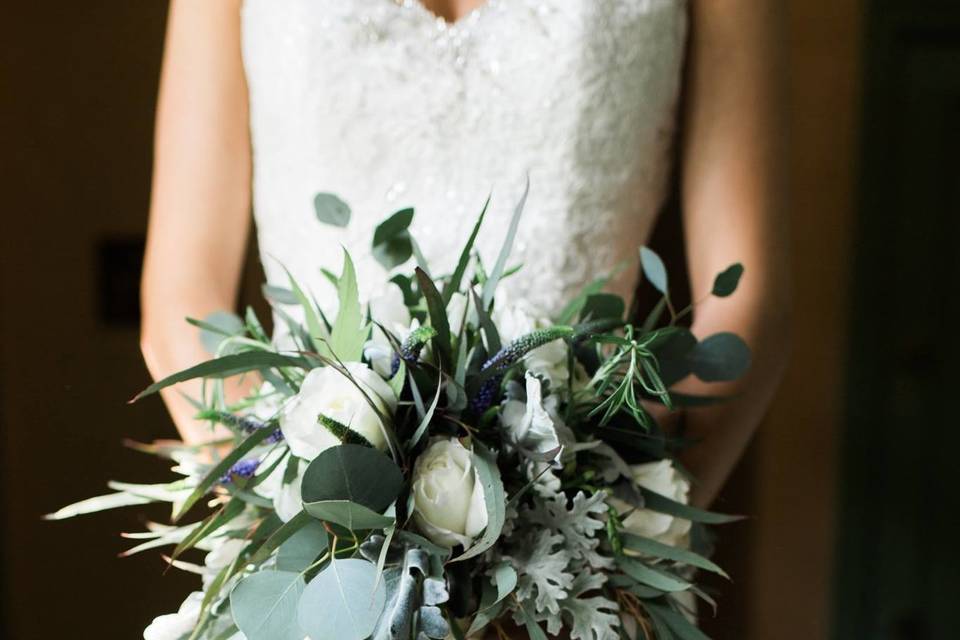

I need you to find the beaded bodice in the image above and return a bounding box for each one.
[241,0,688,318]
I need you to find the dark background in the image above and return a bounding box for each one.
[1,1,958,638]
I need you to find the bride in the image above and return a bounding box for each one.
[140,0,789,633]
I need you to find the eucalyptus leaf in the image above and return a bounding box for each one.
[194,311,245,355]
[262,284,299,305]
[712,263,744,297]
[639,246,668,295]
[314,192,351,227]
[303,501,396,530]
[373,208,415,245]
[579,293,625,322]
[301,445,403,529]
[688,332,751,382]
[649,328,697,388]
[373,234,413,270]
[277,519,329,572]
[298,558,387,640]
[230,571,306,640]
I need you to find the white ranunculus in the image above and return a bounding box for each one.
[610,460,692,548]
[500,373,562,460]
[411,438,488,548]
[256,449,307,522]
[280,363,397,460]
[364,284,414,377]
[143,592,204,640]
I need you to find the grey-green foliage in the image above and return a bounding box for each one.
[298,558,386,640]
[372,547,450,640]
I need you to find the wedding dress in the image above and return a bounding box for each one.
[145,3,693,637]
[241,0,688,321]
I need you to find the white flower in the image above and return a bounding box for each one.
[256,449,307,522]
[364,284,414,377]
[280,363,397,460]
[493,294,569,388]
[411,438,488,548]
[446,291,472,337]
[143,592,203,640]
[500,373,562,460]
[610,460,692,548]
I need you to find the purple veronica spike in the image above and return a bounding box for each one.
[219,458,261,485]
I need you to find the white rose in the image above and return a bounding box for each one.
[610,460,692,548]
[364,284,414,377]
[411,438,488,548]
[143,592,204,640]
[280,363,397,460]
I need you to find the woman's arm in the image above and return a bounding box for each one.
[140,0,253,444]
[674,1,792,507]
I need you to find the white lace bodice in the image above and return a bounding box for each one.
[241,0,688,318]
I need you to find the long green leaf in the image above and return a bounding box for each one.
[329,251,368,362]
[285,267,325,348]
[617,556,691,592]
[482,175,529,309]
[620,533,728,578]
[451,442,505,562]
[415,267,452,365]
[645,603,710,640]
[408,376,442,452]
[640,488,745,525]
[173,426,279,521]
[132,352,309,401]
[248,511,313,565]
[442,195,489,305]
[45,491,151,520]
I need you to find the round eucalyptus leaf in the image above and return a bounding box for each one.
[579,293,625,322]
[199,311,244,355]
[314,193,351,227]
[712,263,745,297]
[298,558,386,640]
[230,571,306,640]
[639,246,668,295]
[301,444,404,514]
[372,208,415,245]
[372,232,413,270]
[689,332,751,382]
[303,500,396,530]
[649,328,697,388]
[277,519,329,572]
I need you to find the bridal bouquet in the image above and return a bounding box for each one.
[51,185,750,640]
